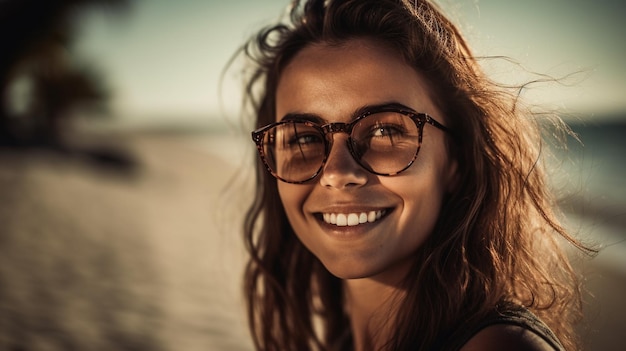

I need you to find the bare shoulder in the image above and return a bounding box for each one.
[459,324,557,351]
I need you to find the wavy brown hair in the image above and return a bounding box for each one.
[239,0,593,350]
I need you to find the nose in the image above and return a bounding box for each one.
[319,134,368,189]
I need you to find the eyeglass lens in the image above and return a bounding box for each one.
[260,111,421,183]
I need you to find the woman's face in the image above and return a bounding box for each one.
[275,39,458,283]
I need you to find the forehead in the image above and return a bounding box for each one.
[275,39,442,123]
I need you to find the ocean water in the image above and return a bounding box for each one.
[551,119,626,272]
[565,120,626,206]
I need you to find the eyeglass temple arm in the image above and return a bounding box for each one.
[424,115,450,133]
[251,131,262,143]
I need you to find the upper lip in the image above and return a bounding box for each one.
[307,192,396,215]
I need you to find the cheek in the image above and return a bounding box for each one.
[388,161,453,237]
[277,183,310,225]
[394,179,442,228]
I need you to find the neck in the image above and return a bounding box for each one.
[344,277,406,351]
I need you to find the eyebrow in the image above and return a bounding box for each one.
[279,101,414,123]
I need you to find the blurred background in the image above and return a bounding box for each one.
[0,0,624,350]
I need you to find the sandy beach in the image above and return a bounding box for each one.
[1,131,624,350]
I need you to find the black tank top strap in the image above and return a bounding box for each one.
[440,303,566,351]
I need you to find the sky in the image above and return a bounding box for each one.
[74,0,626,127]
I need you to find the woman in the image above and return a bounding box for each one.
[240,0,592,350]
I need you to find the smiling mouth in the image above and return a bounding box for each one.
[320,210,388,227]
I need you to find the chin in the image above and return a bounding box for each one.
[321,261,380,280]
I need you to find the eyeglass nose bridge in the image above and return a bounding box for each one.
[318,122,364,171]
[320,122,352,136]
[319,122,356,155]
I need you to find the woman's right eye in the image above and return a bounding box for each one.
[289,133,323,146]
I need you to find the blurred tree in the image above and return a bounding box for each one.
[0,2,164,350]
[0,0,130,147]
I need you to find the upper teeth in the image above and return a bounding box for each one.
[322,210,385,227]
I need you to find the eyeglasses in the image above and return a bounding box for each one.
[251,104,450,184]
